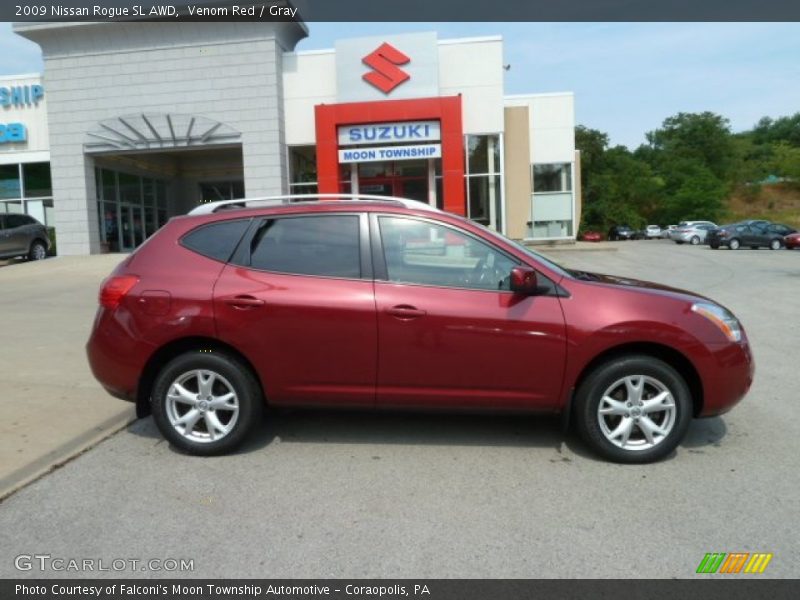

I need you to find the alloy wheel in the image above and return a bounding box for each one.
[32,243,47,260]
[597,375,677,451]
[165,369,240,443]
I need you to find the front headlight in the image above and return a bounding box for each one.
[692,302,742,342]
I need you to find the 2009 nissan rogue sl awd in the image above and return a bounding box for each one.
[87,195,754,463]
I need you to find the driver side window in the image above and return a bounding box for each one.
[378,216,517,291]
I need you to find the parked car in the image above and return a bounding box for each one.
[670,222,718,245]
[669,221,717,245]
[644,225,662,239]
[607,225,637,241]
[580,230,603,242]
[767,223,797,237]
[87,195,754,464]
[707,221,790,250]
[785,232,800,250]
[661,225,677,239]
[0,213,51,261]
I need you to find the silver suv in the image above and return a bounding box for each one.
[0,214,51,260]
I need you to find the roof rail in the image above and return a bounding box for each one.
[187,193,441,215]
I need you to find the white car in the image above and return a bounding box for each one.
[644,225,662,239]
[661,225,677,239]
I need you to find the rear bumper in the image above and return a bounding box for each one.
[86,307,152,403]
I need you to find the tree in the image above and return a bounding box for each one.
[645,112,735,181]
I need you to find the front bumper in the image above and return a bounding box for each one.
[696,340,754,417]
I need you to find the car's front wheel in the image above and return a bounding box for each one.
[573,355,692,463]
[28,240,47,261]
[151,351,263,455]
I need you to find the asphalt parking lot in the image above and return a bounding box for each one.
[1,241,798,579]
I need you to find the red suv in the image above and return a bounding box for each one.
[87,196,754,463]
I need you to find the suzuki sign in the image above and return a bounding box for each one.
[335,32,439,102]
[338,120,441,146]
[362,43,411,94]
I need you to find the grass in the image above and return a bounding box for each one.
[725,183,800,227]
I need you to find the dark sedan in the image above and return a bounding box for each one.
[607,225,637,241]
[0,214,51,261]
[708,222,796,250]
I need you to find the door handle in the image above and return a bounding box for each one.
[386,304,427,319]
[224,295,265,309]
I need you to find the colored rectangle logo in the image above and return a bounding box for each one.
[696,552,773,574]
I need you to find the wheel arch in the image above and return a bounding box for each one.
[569,342,704,418]
[136,336,265,418]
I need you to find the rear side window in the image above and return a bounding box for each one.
[6,214,34,228]
[182,219,250,262]
[247,215,360,278]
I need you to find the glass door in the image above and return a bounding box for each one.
[118,205,136,252]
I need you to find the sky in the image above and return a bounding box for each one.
[2,21,799,148]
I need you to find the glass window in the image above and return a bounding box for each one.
[248,216,360,278]
[182,220,251,263]
[6,214,34,228]
[466,135,500,175]
[533,163,572,193]
[0,164,21,200]
[118,172,141,205]
[22,162,52,198]
[199,181,244,202]
[1,199,23,213]
[378,216,516,291]
[468,175,502,227]
[289,146,317,184]
[101,169,117,202]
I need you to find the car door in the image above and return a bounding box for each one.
[0,215,9,256]
[213,212,378,407]
[3,214,30,256]
[372,214,567,411]
[746,223,768,247]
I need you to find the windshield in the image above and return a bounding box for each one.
[468,220,571,279]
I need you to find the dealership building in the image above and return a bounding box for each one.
[8,17,579,255]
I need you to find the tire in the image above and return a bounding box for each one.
[690,236,700,245]
[769,239,781,250]
[151,350,263,456]
[729,238,741,250]
[28,240,47,261]
[573,355,692,464]
[710,243,720,250]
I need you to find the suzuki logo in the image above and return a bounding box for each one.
[362,43,411,94]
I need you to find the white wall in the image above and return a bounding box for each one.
[282,35,506,145]
[0,73,50,165]
[505,92,575,164]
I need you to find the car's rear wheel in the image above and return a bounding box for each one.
[151,351,263,455]
[28,240,47,261]
[769,239,782,250]
[690,236,700,245]
[573,355,692,463]
[729,238,741,250]
[710,243,720,249]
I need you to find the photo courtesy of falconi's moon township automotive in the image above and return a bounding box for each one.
[86,195,754,463]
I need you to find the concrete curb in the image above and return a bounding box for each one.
[0,408,136,502]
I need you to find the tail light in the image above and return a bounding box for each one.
[99,275,139,309]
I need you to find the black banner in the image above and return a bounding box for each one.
[6,0,800,23]
[3,580,800,600]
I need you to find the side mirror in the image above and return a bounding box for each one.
[510,266,538,294]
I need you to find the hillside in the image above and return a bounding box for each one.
[726,183,800,228]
